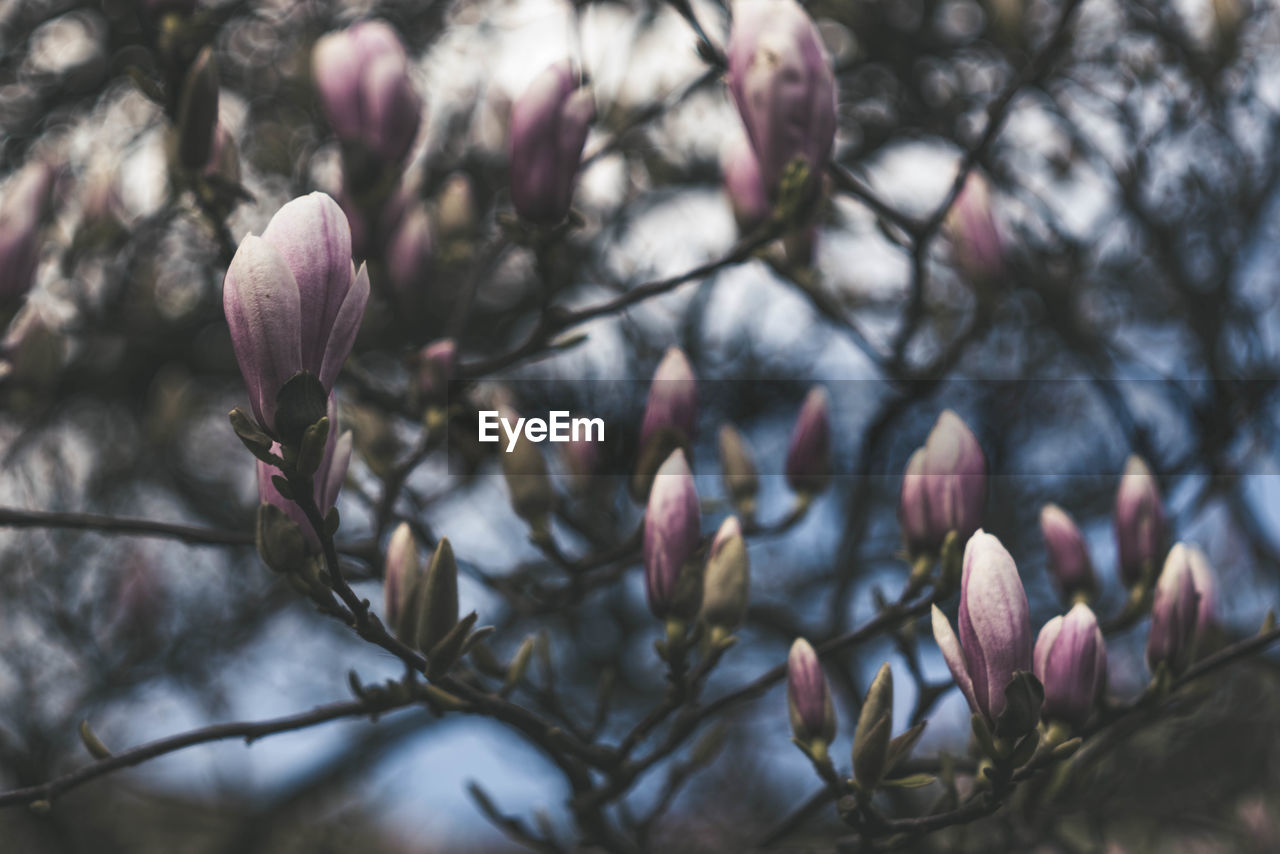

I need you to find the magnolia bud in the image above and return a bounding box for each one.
[785,387,831,497]
[1186,545,1218,639]
[931,530,1033,725]
[944,172,1004,286]
[176,47,219,172]
[1034,602,1106,728]
[386,204,434,312]
[644,450,702,620]
[721,135,771,231]
[383,522,419,633]
[1146,543,1201,675]
[202,123,241,186]
[509,61,594,224]
[718,425,759,516]
[633,348,698,499]
[0,159,57,304]
[899,410,987,554]
[853,663,893,790]
[639,347,697,453]
[416,339,456,404]
[1114,455,1167,588]
[1040,504,1096,604]
[701,516,749,635]
[412,537,460,653]
[312,21,422,163]
[787,637,835,749]
[437,173,477,240]
[500,407,554,535]
[224,193,369,434]
[726,0,836,202]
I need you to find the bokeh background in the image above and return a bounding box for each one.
[3,0,1280,851]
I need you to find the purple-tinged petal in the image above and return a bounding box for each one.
[931,603,978,716]
[222,235,303,429]
[318,261,369,390]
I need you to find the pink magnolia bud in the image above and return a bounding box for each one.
[1186,545,1218,637]
[0,160,57,304]
[257,394,353,549]
[1114,455,1167,587]
[726,0,837,200]
[509,61,595,224]
[1034,602,1106,728]
[721,135,771,231]
[1040,504,1096,603]
[899,410,987,553]
[931,530,1032,723]
[386,204,434,311]
[1146,543,1202,675]
[643,449,701,619]
[944,172,1004,285]
[787,637,836,747]
[785,386,831,496]
[416,338,456,402]
[224,193,370,431]
[383,522,418,629]
[312,21,422,163]
[639,348,698,452]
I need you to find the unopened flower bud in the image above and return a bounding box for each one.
[1040,504,1096,604]
[1186,545,1218,639]
[785,387,831,497]
[386,204,434,313]
[412,537,460,653]
[0,159,57,304]
[852,662,894,790]
[1146,543,1201,675]
[202,123,241,186]
[727,0,836,202]
[721,135,771,231]
[384,522,419,633]
[639,347,697,453]
[931,530,1033,725]
[500,407,554,535]
[644,449,702,620]
[787,637,835,749]
[509,61,594,224]
[1114,455,1167,588]
[633,348,698,499]
[312,21,422,163]
[944,172,1004,286]
[175,47,219,172]
[437,173,477,240]
[223,193,369,434]
[718,425,759,516]
[1034,602,1106,728]
[416,339,456,404]
[899,410,987,554]
[701,516,749,635]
